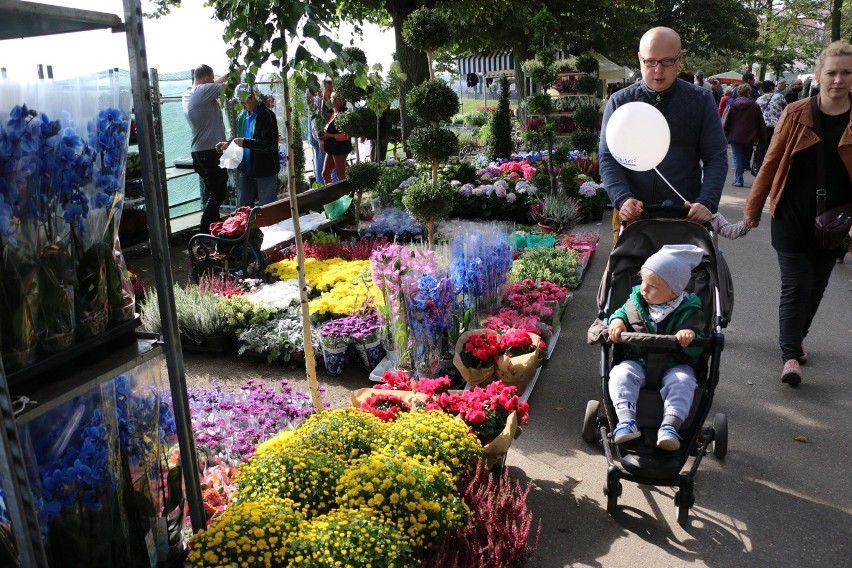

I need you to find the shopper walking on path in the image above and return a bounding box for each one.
[752,80,786,175]
[216,83,281,206]
[785,78,804,105]
[744,40,852,386]
[600,26,728,245]
[183,64,235,234]
[722,84,766,187]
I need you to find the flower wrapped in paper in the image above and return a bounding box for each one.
[447,221,514,328]
[495,329,545,393]
[453,328,500,386]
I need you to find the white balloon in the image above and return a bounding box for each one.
[605,102,670,171]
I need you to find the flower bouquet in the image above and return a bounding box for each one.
[401,271,455,377]
[453,328,501,387]
[495,329,545,393]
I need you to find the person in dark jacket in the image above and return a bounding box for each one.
[723,83,767,186]
[784,78,804,105]
[599,26,728,235]
[216,83,281,206]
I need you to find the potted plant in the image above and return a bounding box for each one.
[538,192,581,233]
[345,161,382,222]
[405,77,460,246]
[577,179,608,221]
[318,317,354,376]
[453,328,501,387]
[401,174,454,245]
[139,284,226,351]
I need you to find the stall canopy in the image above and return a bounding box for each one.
[457,50,515,78]
[709,71,743,85]
[456,50,632,83]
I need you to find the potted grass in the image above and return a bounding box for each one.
[139,284,226,354]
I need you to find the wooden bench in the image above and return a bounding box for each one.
[188,179,354,281]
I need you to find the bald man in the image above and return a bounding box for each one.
[599,27,728,228]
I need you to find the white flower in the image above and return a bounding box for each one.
[472,185,485,196]
[506,192,517,203]
[515,181,530,194]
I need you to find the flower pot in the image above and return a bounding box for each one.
[2,345,38,372]
[76,309,109,340]
[538,223,556,234]
[110,298,136,323]
[355,339,385,371]
[39,330,75,357]
[321,343,348,376]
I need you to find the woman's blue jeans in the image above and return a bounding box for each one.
[730,143,754,185]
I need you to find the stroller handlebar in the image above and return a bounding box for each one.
[617,332,712,348]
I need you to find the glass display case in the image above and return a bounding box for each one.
[0,2,203,566]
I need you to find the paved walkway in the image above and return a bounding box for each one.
[515,158,852,567]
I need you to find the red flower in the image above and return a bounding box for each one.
[415,376,452,397]
[361,393,410,421]
[461,330,501,368]
[375,369,415,391]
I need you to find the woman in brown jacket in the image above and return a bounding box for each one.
[743,41,852,386]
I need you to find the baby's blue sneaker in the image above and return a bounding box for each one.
[657,424,681,451]
[612,419,641,444]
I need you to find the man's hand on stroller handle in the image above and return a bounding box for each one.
[620,199,711,224]
[683,201,712,224]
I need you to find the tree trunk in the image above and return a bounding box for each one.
[282,40,323,414]
[387,0,430,155]
[832,0,843,41]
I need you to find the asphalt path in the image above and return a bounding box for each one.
[514,160,852,567]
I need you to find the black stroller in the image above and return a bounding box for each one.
[584,208,731,525]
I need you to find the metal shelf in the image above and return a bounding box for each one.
[12,336,162,426]
[0,0,122,40]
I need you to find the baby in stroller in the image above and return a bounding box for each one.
[607,244,705,451]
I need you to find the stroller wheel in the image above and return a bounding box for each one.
[604,468,622,516]
[711,413,728,459]
[674,478,695,526]
[582,400,602,444]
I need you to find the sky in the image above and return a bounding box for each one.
[2,0,395,80]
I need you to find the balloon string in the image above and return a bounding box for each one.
[654,167,689,204]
